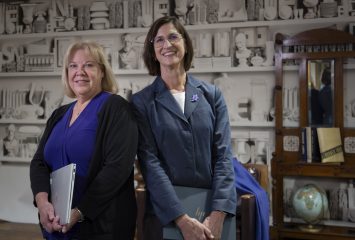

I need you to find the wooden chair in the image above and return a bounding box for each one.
[134,161,269,240]
[237,163,269,240]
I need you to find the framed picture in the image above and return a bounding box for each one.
[54,37,74,68]
[349,23,355,36]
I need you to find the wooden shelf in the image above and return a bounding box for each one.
[284,217,355,228]
[272,28,355,239]
[279,223,355,240]
[0,27,149,40]
[0,66,277,77]
[1,63,352,77]
[0,16,353,40]
[282,51,355,60]
[190,66,276,73]
[0,119,47,124]
[230,121,275,127]
[0,156,31,163]
[276,162,355,178]
[0,71,61,77]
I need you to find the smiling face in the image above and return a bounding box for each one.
[153,23,186,72]
[67,49,103,100]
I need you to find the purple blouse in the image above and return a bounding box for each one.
[43,91,110,239]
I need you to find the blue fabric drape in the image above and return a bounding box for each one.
[233,158,270,240]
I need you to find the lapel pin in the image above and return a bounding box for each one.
[191,94,199,102]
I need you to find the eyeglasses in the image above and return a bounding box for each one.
[68,61,101,72]
[151,33,183,48]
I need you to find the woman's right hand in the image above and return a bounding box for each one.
[35,192,62,233]
[175,214,214,240]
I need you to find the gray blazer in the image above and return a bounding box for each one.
[131,74,236,225]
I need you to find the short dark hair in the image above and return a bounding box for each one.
[321,69,331,86]
[143,16,194,76]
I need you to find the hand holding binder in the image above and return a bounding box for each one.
[163,186,236,240]
[50,163,76,225]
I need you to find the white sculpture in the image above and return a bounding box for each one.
[303,0,319,18]
[29,82,45,117]
[250,49,264,66]
[174,0,188,24]
[33,10,47,33]
[196,32,213,57]
[214,31,230,57]
[20,3,37,34]
[262,41,274,66]
[44,90,64,119]
[141,0,153,27]
[3,124,19,157]
[119,34,138,69]
[213,73,238,122]
[235,32,251,67]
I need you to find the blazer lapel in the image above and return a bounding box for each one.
[184,76,202,120]
[154,77,186,121]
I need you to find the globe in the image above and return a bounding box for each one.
[292,184,328,231]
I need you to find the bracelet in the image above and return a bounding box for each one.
[75,207,85,222]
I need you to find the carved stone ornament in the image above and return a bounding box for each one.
[344,137,355,154]
[283,135,299,152]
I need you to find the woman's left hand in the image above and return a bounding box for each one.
[203,211,226,240]
[61,208,82,233]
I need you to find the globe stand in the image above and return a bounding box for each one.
[292,183,329,235]
[299,224,323,233]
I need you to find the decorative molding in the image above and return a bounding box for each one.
[283,135,299,152]
[344,137,355,154]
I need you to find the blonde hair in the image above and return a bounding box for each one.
[61,40,118,98]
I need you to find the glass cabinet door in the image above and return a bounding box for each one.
[307,59,334,127]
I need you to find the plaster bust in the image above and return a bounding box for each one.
[3,124,19,157]
[119,34,138,69]
[235,32,251,67]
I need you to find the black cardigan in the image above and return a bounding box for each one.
[30,94,138,240]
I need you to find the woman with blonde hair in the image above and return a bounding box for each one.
[30,40,138,239]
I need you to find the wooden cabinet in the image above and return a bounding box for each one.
[272,28,355,239]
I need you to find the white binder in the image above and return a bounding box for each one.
[50,163,76,224]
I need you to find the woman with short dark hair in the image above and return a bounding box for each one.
[132,16,236,240]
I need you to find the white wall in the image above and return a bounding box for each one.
[0,164,39,223]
